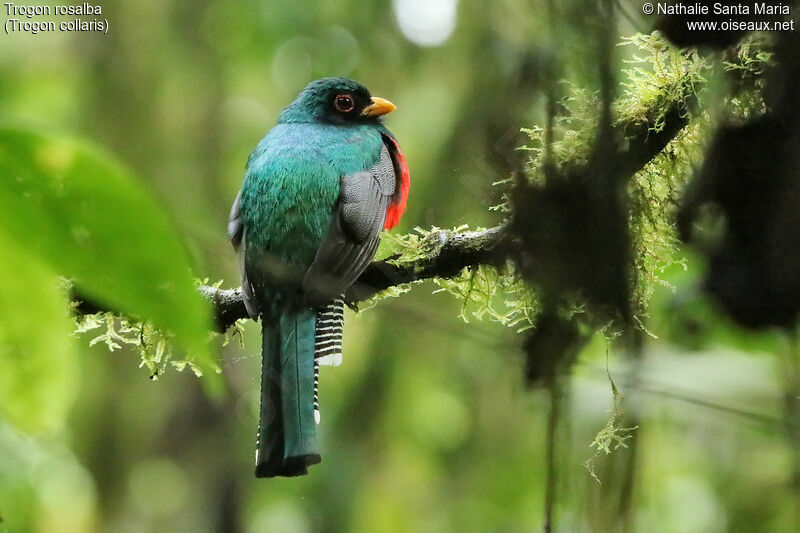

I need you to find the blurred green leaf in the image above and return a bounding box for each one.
[0,126,214,370]
[0,234,77,433]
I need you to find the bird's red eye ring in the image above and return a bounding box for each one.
[334,94,355,113]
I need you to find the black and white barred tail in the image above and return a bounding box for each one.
[313,360,320,424]
[312,298,345,424]
[315,298,344,367]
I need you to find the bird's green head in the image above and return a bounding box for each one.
[277,77,396,125]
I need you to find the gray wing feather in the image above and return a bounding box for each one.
[228,190,244,250]
[303,144,397,306]
[229,189,259,318]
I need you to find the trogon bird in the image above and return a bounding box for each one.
[228,78,410,478]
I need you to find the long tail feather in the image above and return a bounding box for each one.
[255,311,321,478]
[255,322,284,477]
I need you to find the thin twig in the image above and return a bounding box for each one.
[543,378,562,533]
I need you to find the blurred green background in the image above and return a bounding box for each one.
[0,1,798,532]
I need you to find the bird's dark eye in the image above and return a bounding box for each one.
[334,94,355,113]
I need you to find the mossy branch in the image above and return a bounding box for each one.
[195,226,510,331]
[72,226,510,332]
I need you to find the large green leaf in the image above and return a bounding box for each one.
[0,234,77,433]
[0,126,213,370]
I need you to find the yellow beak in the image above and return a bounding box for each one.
[361,97,397,117]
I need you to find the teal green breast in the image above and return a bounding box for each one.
[239,123,384,302]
